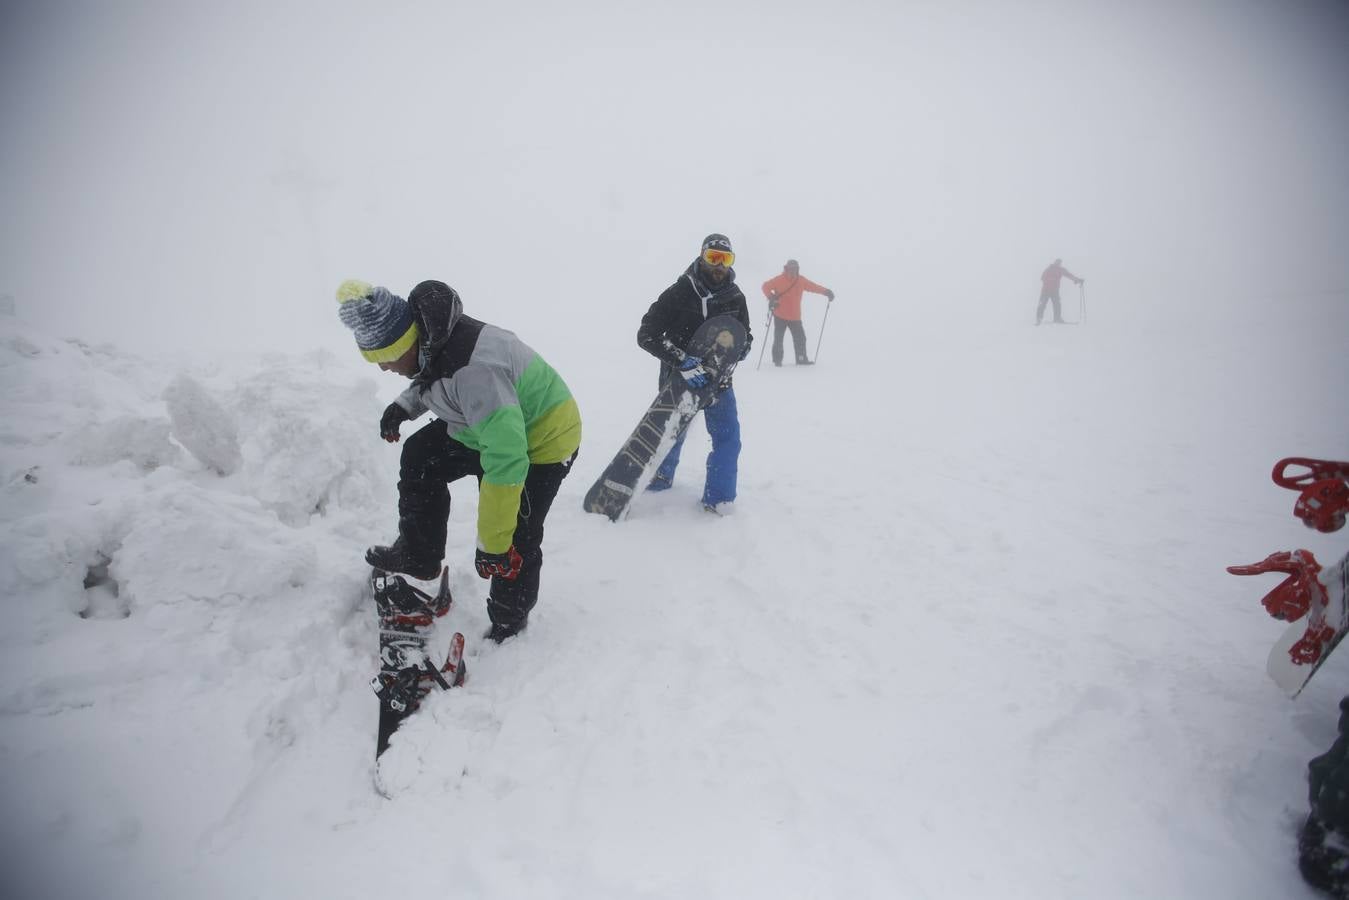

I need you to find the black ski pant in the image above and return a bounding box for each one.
[771,316,809,364]
[397,419,575,629]
[1036,288,1063,324]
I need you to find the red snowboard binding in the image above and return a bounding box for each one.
[1228,550,1326,623]
[1272,458,1349,534]
[1229,550,1334,665]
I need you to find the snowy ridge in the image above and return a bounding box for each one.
[1,296,1347,899]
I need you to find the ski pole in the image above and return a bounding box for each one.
[1079,282,1086,324]
[814,301,832,363]
[755,306,773,370]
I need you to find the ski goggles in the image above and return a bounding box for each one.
[701,248,735,268]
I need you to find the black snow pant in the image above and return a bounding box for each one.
[1036,288,1063,324]
[771,316,810,364]
[1301,696,1349,896]
[397,419,575,629]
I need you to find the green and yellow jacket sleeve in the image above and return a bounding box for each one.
[417,323,581,554]
[460,404,529,553]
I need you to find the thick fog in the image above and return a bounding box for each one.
[2,0,1346,356]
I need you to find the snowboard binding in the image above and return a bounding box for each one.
[1273,458,1349,534]
[372,567,452,627]
[373,666,428,715]
[1230,550,1337,666]
[371,631,467,714]
[1228,550,1326,623]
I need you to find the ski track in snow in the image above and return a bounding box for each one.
[1,298,1346,900]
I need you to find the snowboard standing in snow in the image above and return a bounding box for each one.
[370,567,466,760]
[1229,458,1349,698]
[583,314,746,521]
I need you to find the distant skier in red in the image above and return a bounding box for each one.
[1036,258,1083,325]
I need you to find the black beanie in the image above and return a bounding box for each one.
[701,233,733,254]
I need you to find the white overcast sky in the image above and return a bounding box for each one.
[1,0,1346,354]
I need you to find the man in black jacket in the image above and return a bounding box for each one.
[636,234,753,513]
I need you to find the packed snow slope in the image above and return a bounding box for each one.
[1,287,1346,900]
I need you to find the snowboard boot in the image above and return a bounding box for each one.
[646,474,673,492]
[366,538,442,581]
[372,567,452,625]
[484,618,528,644]
[1299,815,1349,897]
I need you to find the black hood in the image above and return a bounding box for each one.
[407,280,465,382]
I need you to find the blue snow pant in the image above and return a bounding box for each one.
[653,386,741,506]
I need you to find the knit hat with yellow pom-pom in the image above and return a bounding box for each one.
[335,279,418,363]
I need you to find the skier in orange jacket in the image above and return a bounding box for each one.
[761,259,834,366]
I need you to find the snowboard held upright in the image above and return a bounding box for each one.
[1228,457,1349,698]
[583,315,747,521]
[370,567,466,759]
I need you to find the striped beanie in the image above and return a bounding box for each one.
[335,279,419,363]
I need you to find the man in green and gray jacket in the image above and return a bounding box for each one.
[337,278,582,643]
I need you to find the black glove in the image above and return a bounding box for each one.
[768,296,780,311]
[475,545,523,581]
[380,402,410,443]
[825,290,835,302]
